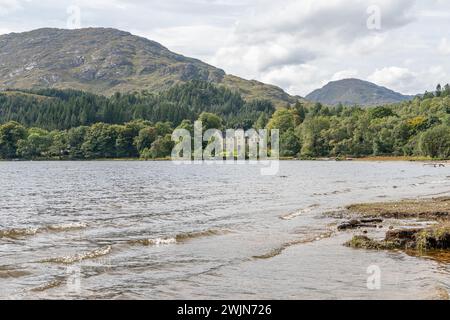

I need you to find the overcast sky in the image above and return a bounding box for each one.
[1,0,449,96]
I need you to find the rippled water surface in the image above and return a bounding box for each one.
[0,161,449,299]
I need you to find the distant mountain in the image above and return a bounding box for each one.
[306,78,413,106]
[0,28,299,107]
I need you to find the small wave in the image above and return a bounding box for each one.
[0,222,88,239]
[253,247,285,260]
[313,189,351,196]
[253,231,334,260]
[0,227,39,239]
[411,182,427,187]
[176,229,229,242]
[46,222,88,231]
[129,229,230,247]
[430,180,449,185]
[40,246,112,265]
[130,238,177,246]
[31,279,65,292]
[280,204,320,220]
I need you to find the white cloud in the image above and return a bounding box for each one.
[331,70,359,81]
[234,0,415,41]
[368,66,449,95]
[261,64,328,96]
[0,0,23,15]
[369,67,415,85]
[438,38,450,55]
[211,0,418,95]
[135,25,231,63]
[368,67,416,92]
[0,28,12,35]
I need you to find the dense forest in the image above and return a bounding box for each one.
[0,81,274,130]
[0,82,449,160]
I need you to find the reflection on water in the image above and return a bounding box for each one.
[0,161,449,299]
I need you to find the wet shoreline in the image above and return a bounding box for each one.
[338,196,450,263]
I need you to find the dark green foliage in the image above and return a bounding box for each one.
[279,88,449,158]
[0,82,448,160]
[146,135,175,160]
[419,125,450,159]
[0,120,178,160]
[135,127,158,153]
[0,121,27,159]
[198,112,223,131]
[0,81,276,160]
[16,128,52,159]
[369,106,397,119]
[280,129,300,157]
[0,81,275,130]
[81,123,121,159]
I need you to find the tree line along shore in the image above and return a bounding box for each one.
[0,81,449,160]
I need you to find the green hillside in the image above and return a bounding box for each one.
[0,28,299,108]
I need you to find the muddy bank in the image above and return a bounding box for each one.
[339,196,450,258]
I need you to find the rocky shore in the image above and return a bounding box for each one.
[337,196,450,259]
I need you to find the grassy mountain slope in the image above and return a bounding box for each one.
[0,28,299,107]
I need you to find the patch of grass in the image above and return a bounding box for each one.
[415,223,450,251]
[2,90,55,102]
[347,223,450,253]
[344,197,450,264]
[345,235,399,250]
